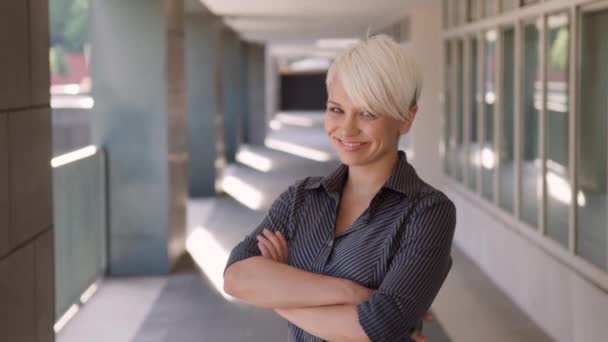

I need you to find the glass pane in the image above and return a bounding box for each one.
[468,0,482,22]
[500,0,518,12]
[50,0,93,157]
[451,0,460,27]
[521,20,542,228]
[545,13,570,247]
[482,30,497,201]
[443,0,448,29]
[459,0,468,25]
[444,42,453,175]
[578,9,608,270]
[455,40,465,182]
[523,0,541,5]
[468,37,480,191]
[483,0,498,17]
[499,28,515,213]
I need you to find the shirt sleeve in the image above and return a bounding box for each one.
[223,184,295,275]
[356,193,456,342]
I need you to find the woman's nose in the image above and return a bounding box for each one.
[340,114,360,136]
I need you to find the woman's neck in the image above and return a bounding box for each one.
[344,150,399,197]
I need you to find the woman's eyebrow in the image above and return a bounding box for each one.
[327,100,342,106]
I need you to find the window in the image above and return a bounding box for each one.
[545,13,570,247]
[483,0,498,18]
[468,0,482,22]
[500,0,519,12]
[451,0,461,27]
[520,19,542,228]
[50,0,93,157]
[443,0,450,29]
[468,36,480,191]
[482,30,497,201]
[458,0,468,25]
[499,27,515,213]
[578,8,608,270]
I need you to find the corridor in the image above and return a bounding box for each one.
[56,112,548,342]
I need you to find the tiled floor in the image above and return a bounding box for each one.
[57,112,551,342]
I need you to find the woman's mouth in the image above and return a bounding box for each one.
[335,138,368,152]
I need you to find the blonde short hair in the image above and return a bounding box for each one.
[326,34,423,122]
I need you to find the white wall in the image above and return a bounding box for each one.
[405,1,608,341]
[402,0,446,186]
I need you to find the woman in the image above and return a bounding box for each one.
[223,35,456,342]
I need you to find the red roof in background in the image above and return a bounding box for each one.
[51,52,90,85]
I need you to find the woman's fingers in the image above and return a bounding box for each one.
[275,231,289,258]
[410,332,427,342]
[257,238,271,258]
[257,235,279,261]
[256,229,289,263]
[262,229,286,261]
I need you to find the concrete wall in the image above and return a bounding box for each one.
[0,0,55,341]
[406,1,608,341]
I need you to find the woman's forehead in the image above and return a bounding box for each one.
[327,82,366,109]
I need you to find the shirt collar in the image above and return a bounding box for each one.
[304,150,419,198]
[383,150,419,198]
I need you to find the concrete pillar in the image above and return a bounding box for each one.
[244,43,267,146]
[222,29,246,164]
[0,0,55,341]
[265,49,280,122]
[185,14,225,197]
[403,1,445,185]
[90,0,187,275]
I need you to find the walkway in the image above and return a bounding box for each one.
[57,111,551,342]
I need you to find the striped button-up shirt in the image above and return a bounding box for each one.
[225,150,456,342]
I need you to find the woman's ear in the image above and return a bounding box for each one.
[399,105,418,135]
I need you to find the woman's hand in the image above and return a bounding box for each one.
[257,228,289,264]
[410,313,434,342]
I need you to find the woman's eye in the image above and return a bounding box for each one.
[328,107,342,114]
[361,110,376,119]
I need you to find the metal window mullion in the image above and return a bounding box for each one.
[514,20,523,220]
[463,38,471,187]
[539,15,548,236]
[443,40,450,172]
[477,32,485,194]
[568,6,578,254]
[451,40,459,180]
[443,0,603,38]
[494,28,503,206]
[477,31,487,197]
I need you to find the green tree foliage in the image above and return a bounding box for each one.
[550,28,569,70]
[49,0,89,75]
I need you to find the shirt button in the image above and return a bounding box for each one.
[327,239,334,247]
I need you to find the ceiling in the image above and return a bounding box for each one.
[196,0,426,58]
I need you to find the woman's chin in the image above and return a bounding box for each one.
[335,152,371,166]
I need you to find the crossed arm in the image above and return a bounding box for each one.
[223,229,430,342]
[223,232,372,341]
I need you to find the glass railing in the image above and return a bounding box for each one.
[51,145,106,331]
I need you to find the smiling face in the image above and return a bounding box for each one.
[325,78,416,167]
